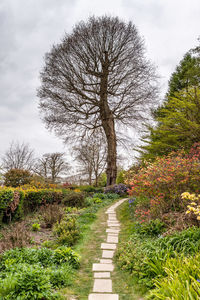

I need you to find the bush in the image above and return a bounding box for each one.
[134,219,166,237]
[48,264,73,288]
[53,216,80,246]
[53,246,80,268]
[104,184,128,196]
[4,169,32,188]
[40,204,64,228]
[0,222,32,253]
[62,191,85,207]
[24,190,63,211]
[128,150,200,216]
[0,188,24,224]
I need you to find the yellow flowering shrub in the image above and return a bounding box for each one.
[181,192,200,220]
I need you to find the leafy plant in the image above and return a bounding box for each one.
[134,219,166,237]
[62,191,85,207]
[32,223,41,231]
[53,216,80,246]
[148,253,200,299]
[53,246,80,268]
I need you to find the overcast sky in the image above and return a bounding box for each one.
[0,0,200,165]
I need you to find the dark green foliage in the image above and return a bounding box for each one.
[148,254,200,299]
[62,191,85,207]
[134,219,166,237]
[168,51,200,97]
[0,264,53,300]
[138,42,200,161]
[4,169,32,188]
[24,190,63,211]
[48,264,73,288]
[53,246,80,268]
[53,215,80,246]
[116,227,200,289]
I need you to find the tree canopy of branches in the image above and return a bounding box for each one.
[35,152,69,183]
[73,131,107,186]
[2,142,35,171]
[38,16,158,185]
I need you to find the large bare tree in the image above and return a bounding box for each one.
[38,16,158,185]
[2,142,35,171]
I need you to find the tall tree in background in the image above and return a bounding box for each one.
[2,142,35,171]
[139,40,200,160]
[35,152,69,183]
[38,16,157,185]
[73,131,106,186]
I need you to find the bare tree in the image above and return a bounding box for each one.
[73,131,107,186]
[35,152,69,183]
[38,16,158,185]
[2,141,35,171]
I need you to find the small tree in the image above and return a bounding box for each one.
[38,16,157,185]
[2,142,35,171]
[4,169,32,187]
[35,152,69,183]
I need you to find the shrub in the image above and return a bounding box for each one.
[127,150,200,216]
[134,219,166,237]
[104,184,128,196]
[40,204,64,228]
[48,264,73,288]
[53,216,80,246]
[53,246,80,268]
[4,169,32,188]
[24,190,63,211]
[0,222,32,253]
[62,191,85,207]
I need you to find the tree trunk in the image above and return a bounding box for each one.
[102,115,117,186]
[100,51,117,186]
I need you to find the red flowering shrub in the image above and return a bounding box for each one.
[127,150,200,217]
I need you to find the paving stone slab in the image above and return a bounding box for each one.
[107,235,118,243]
[93,279,112,293]
[100,259,113,264]
[94,272,110,278]
[101,243,116,250]
[107,232,118,236]
[92,263,114,272]
[89,294,119,300]
[106,228,120,234]
[102,250,114,258]
[107,223,120,228]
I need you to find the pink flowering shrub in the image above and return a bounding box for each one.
[127,150,200,217]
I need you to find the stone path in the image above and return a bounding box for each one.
[88,198,127,300]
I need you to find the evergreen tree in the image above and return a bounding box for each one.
[138,41,200,161]
[140,88,200,160]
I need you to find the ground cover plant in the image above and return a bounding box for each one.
[0,246,79,299]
